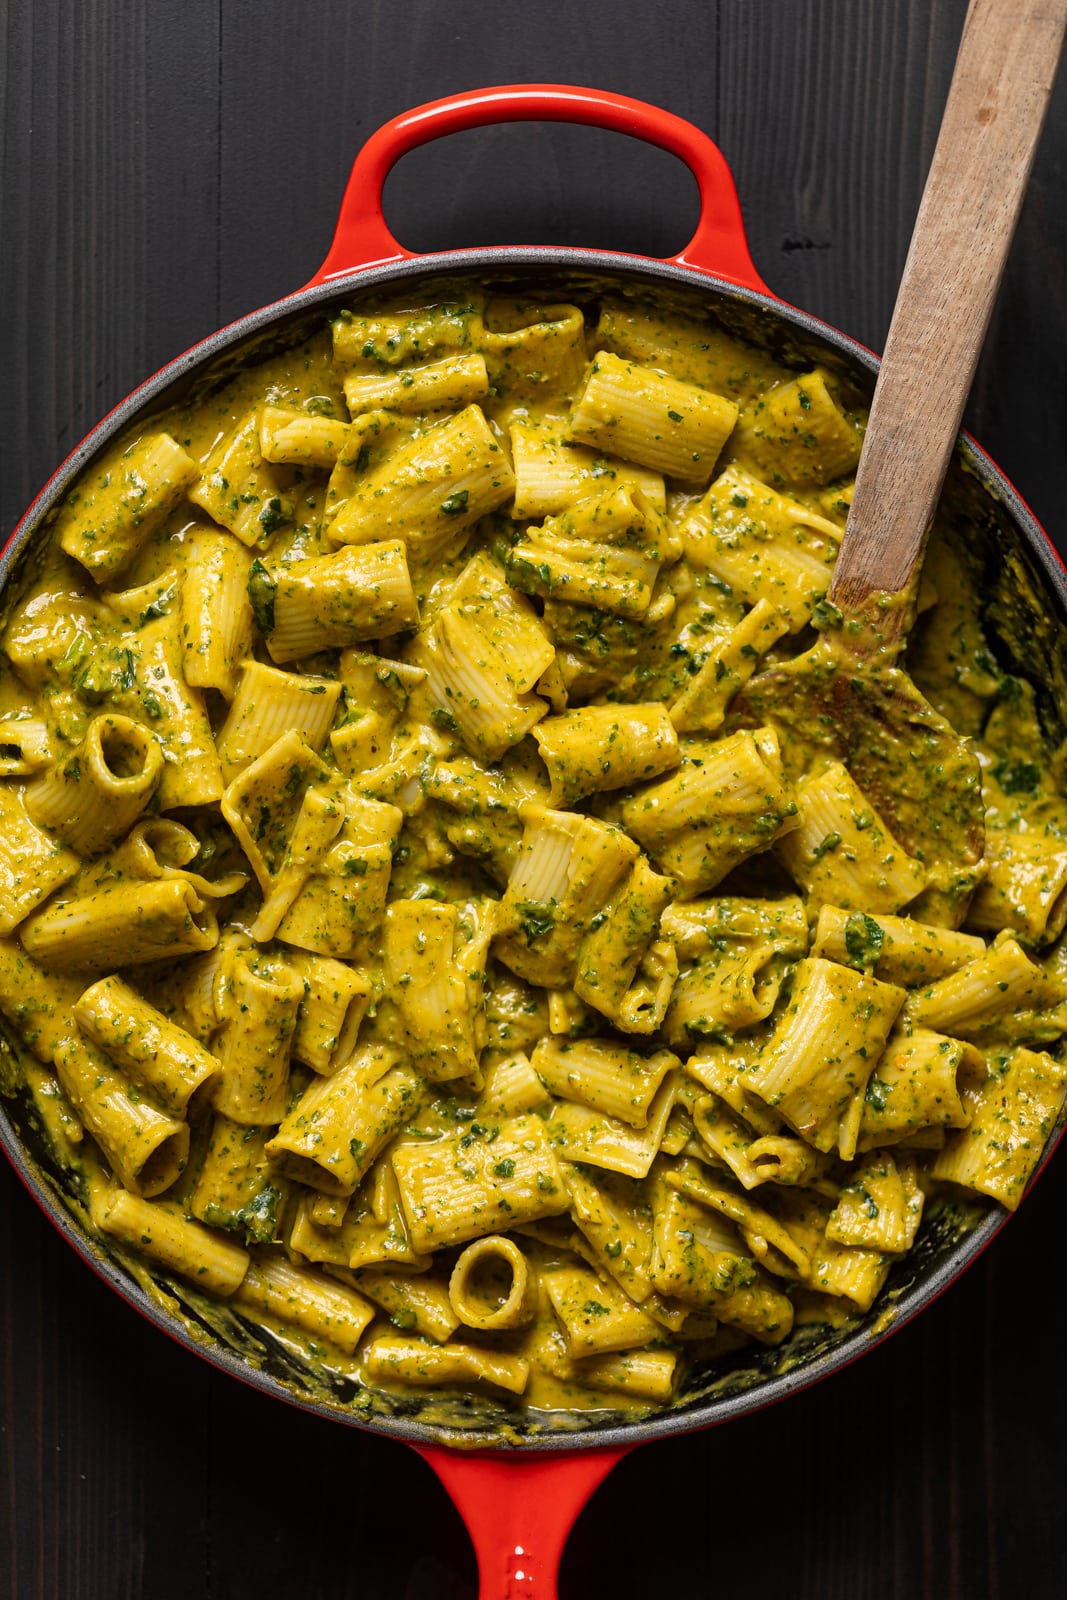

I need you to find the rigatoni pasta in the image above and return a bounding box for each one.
[1,279,1065,1430]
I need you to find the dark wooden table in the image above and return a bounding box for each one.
[2,2,1066,1595]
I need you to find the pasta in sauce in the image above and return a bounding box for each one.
[1,285,1065,1421]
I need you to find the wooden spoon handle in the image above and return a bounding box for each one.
[830,0,1067,610]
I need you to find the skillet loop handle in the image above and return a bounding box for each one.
[308,84,773,295]
[415,1443,629,1600]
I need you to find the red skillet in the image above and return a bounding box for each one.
[2,68,1067,1600]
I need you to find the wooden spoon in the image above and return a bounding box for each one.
[833,0,1067,623]
[738,0,1067,925]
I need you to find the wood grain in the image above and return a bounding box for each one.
[832,0,1067,607]
[2,2,1067,1596]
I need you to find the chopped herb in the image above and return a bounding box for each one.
[811,831,842,861]
[258,496,289,537]
[248,560,276,636]
[993,758,1041,795]
[811,598,845,631]
[516,900,556,943]
[844,912,885,968]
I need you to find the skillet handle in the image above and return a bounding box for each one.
[307,84,772,296]
[415,1442,631,1599]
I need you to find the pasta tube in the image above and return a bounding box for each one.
[284,950,371,1075]
[328,404,515,557]
[57,431,198,576]
[354,1269,459,1342]
[554,1347,679,1404]
[23,714,163,856]
[573,856,675,1028]
[564,1163,657,1304]
[448,1236,538,1331]
[216,664,342,783]
[664,1159,814,1278]
[493,805,639,987]
[622,728,798,895]
[53,1033,189,1198]
[545,1074,678,1179]
[212,949,304,1126]
[75,974,220,1118]
[747,958,906,1158]
[681,464,843,628]
[21,877,218,972]
[234,1252,375,1354]
[274,793,401,960]
[342,352,490,415]
[532,704,679,807]
[530,1036,678,1127]
[220,732,342,891]
[477,1050,554,1121]
[775,761,928,914]
[188,411,293,547]
[190,1116,287,1243]
[542,1264,660,1356]
[566,351,738,482]
[856,1026,976,1151]
[266,1045,424,1197]
[390,1113,569,1253]
[773,1192,892,1313]
[331,301,480,368]
[406,551,555,762]
[258,403,349,467]
[505,483,673,619]
[425,754,543,884]
[648,1180,793,1340]
[931,1045,1067,1209]
[362,1334,529,1396]
[595,297,776,394]
[256,540,419,663]
[506,524,660,619]
[95,1187,249,1295]
[904,935,1052,1037]
[180,527,255,698]
[825,1152,925,1254]
[481,298,588,401]
[669,600,791,733]
[812,905,985,985]
[733,369,863,488]
[286,1174,424,1274]
[381,898,492,1083]
[0,786,79,936]
[968,823,1067,945]
[99,608,224,810]
[509,415,666,519]
[661,895,808,1044]
[250,784,346,942]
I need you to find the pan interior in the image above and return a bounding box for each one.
[1,253,1064,1452]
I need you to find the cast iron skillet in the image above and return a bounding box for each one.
[2,86,1067,1599]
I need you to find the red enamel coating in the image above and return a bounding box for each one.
[416,1443,631,1599]
[308,84,773,296]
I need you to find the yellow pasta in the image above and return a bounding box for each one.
[3,281,1066,1434]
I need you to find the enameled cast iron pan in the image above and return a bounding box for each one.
[3,86,1067,1599]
